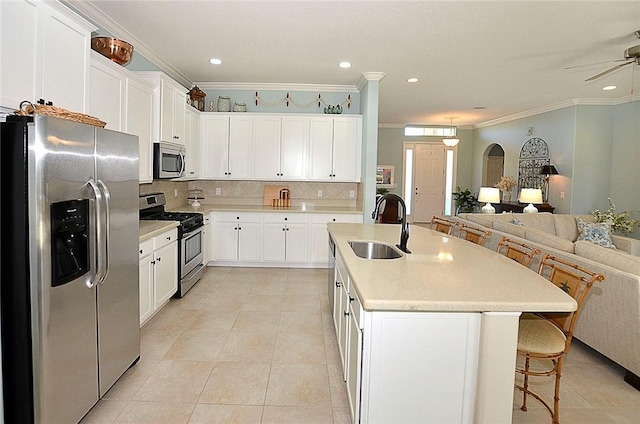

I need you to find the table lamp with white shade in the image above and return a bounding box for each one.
[478,187,500,214]
[519,188,543,213]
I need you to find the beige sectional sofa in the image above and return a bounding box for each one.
[450,212,640,388]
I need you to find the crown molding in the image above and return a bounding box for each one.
[474,94,640,129]
[63,1,192,88]
[194,82,358,93]
[357,72,386,91]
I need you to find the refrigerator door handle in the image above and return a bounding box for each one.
[97,180,111,284]
[87,178,105,287]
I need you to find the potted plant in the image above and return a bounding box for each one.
[592,198,640,235]
[453,186,477,214]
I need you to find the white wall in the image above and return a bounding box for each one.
[610,100,640,212]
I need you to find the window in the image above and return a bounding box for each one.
[404,126,456,137]
[403,148,413,216]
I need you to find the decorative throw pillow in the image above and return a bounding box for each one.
[511,218,523,226]
[576,218,616,249]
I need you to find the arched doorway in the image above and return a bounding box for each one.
[483,144,504,187]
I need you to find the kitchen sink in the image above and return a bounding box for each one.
[348,241,403,260]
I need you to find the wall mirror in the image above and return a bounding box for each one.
[376,165,395,187]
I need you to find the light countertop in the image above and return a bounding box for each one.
[169,203,363,215]
[139,220,179,242]
[328,223,577,313]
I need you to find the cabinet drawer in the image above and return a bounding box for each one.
[262,213,309,224]
[155,228,178,250]
[215,212,263,223]
[139,239,154,258]
[310,213,362,224]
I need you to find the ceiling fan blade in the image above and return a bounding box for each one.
[585,61,634,82]
[564,58,629,71]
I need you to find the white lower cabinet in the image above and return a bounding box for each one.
[138,228,178,326]
[333,248,481,423]
[202,212,212,265]
[213,213,262,262]
[209,212,362,267]
[262,214,309,263]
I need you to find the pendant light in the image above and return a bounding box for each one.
[442,117,460,147]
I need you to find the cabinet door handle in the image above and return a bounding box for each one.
[344,311,350,317]
[349,297,354,302]
[167,236,171,240]
[336,281,341,288]
[139,249,143,254]
[157,256,161,262]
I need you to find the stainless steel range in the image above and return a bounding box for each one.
[139,193,204,297]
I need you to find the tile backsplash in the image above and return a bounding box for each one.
[140,180,361,209]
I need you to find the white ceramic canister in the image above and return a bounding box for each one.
[233,102,247,112]
[217,96,231,112]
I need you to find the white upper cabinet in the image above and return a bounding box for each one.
[89,53,154,183]
[184,106,201,178]
[201,115,230,179]
[138,72,188,146]
[253,116,282,179]
[1,0,94,111]
[125,78,154,183]
[309,116,361,182]
[253,115,308,180]
[160,81,186,145]
[200,115,253,179]
[89,54,125,130]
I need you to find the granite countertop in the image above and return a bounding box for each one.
[139,220,180,242]
[169,203,363,215]
[328,223,577,313]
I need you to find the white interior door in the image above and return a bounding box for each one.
[413,144,445,222]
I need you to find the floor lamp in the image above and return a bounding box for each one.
[540,165,559,204]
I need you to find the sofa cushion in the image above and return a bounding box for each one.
[553,214,594,241]
[577,218,616,249]
[493,221,526,238]
[575,240,640,275]
[524,228,575,253]
[516,213,557,235]
[463,214,496,229]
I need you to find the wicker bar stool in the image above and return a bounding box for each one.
[430,216,459,235]
[516,254,604,424]
[496,236,541,268]
[456,224,491,246]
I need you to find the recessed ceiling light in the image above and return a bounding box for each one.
[407,77,418,83]
[473,106,487,110]
[209,58,222,65]
[602,85,616,91]
[339,61,351,69]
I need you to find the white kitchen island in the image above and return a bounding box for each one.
[328,223,576,424]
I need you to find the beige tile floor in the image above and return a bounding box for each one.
[81,267,640,424]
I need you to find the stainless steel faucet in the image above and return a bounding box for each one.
[372,193,411,254]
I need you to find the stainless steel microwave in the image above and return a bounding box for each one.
[153,142,185,179]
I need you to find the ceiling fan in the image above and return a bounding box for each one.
[584,44,640,82]
[566,30,640,82]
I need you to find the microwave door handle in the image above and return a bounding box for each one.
[179,152,186,176]
[97,180,111,284]
[86,178,103,288]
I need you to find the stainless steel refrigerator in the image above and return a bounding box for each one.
[1,115,140,423]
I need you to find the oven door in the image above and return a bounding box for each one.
[181,226,203,278]
[154,143,185,179]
